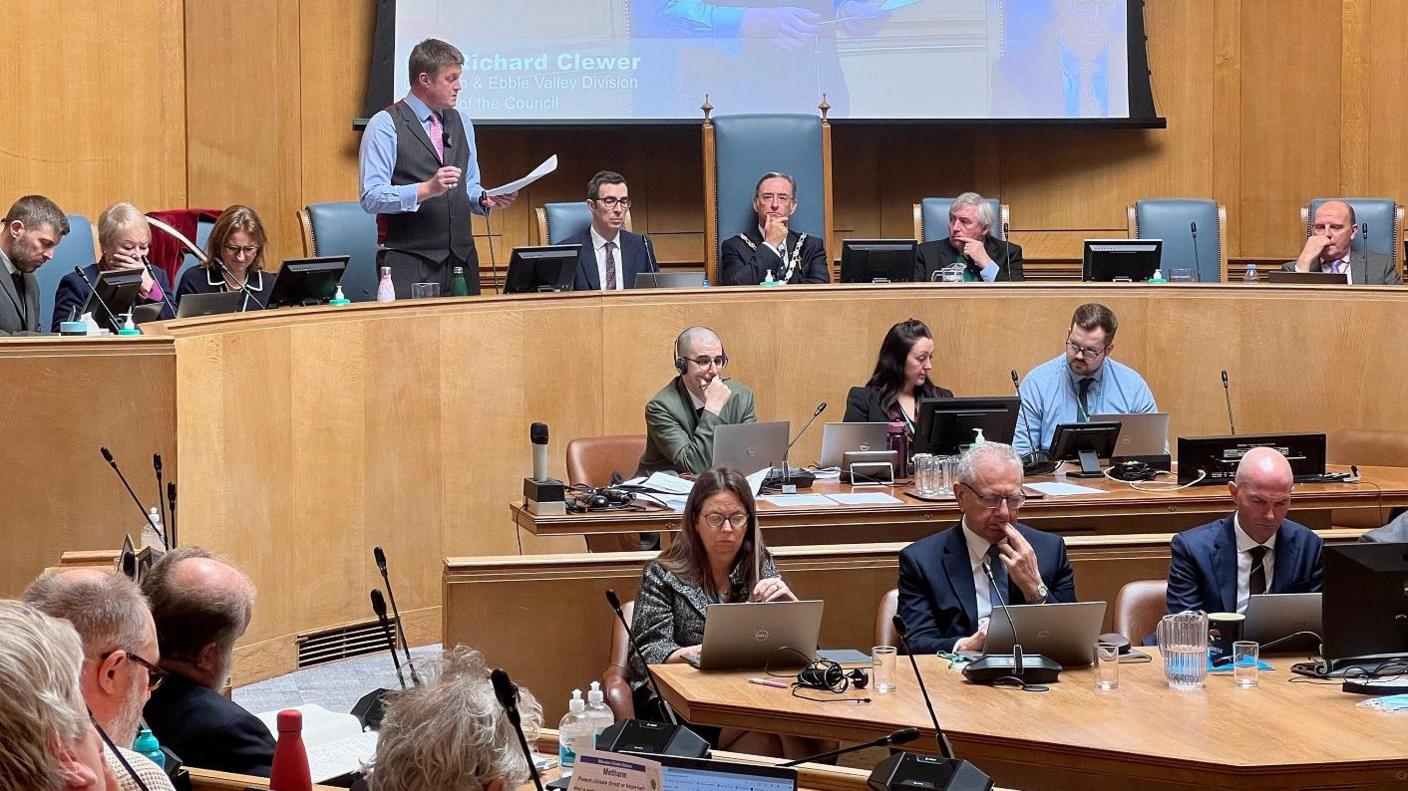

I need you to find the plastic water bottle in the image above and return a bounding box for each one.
[132,727,164,770]
[585,681,614,745]
[1244,263,1259,283]
[141,506,164,552]
[269,709,312,791]
[450,266,470,296]
[376,266,396,302]
[558,689,590,775]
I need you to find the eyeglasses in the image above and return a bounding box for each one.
[957,482,1026,511]
[703,512,749,529]
[592,196,631,209]
[1065,338,1108,360]
[223,244,261,258]
[687,355,727,369]
[101,649,167,691]
[758,193,793,204]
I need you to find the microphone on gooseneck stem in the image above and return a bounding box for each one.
[1361,223,1369,280]
[370,590,407,689]
[1002,221,1012,281]
[770,401,826,488]
[531,423,550,482]
[1221,370,1236,436]
[642,234,660,273]
[983,560,1024,676]
[888,614,956,759]
[211,257,267,311]
[75,266,126,332]
[491,668,548,791]
[100,447,167,549]
[1190,221,1202,282]
[152,454,168,545]
[141,256,179,317]
[373,546,421,686]
[350,589,404,730]
[166,481,177,544]
[779,728,919,767]
[605,588,679,726]
[1011,370,1057,475]
[960,561,1061,686]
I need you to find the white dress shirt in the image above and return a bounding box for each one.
[756,226,787,259]
[1233,514,1277,614]
[961,520,996,626]
[591,227,626,291]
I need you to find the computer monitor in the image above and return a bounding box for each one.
[1049,422,1122,477]
[266,256,348,307]
[839,239,917,283]
[80,269,144,330]
[1322,543,1408,670]
[913,396,1020,455]
[1082,239,1162,282]
[504,245,580,293]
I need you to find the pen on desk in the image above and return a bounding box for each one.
[748,677,789,689]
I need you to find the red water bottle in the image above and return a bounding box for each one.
[269,709,312,791]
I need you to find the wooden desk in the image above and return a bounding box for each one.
[513,466,1408,545]
[652,653,1408,790]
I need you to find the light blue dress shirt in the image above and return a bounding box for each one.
[358,92,486,217]
[1013,354,1158,455]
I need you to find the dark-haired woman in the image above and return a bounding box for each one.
[844,319,954,433]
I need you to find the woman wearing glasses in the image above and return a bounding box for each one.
[175,205,276,311]
[844,318,954,434]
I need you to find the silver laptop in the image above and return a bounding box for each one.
[818,422,889,468]
[633,272,707,289]
[983,601,1107,668]
[690,600,824,670]
[713,421,789,474]
[176,291,246,318]
[1245,593,1322,652]
[1090,412,1170,457]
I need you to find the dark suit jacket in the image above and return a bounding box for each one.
[143,670,275,777]
[0,264,41,335]
[1165,516,1324,615]
[176,265,276,311]
[561,228,654,290]
[1280,252,1398,285]
[636,377,756,476]
[897,522,1077,654]
[52,262,174,331]
[843,384,955,424]
[915,236,1024,282]
[720,228,829,286]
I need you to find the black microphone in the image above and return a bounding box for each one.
[351,589,403,730]
[373,546,421,686]
[530,423,550,482]
[1001,221,1012,281]
[140,256,179,318]
[982,560,1023,676]
[888,614,956,758]
[1011,370,1057,475]
[151,454,170,550]
[605,588,679,726]
[767,402,826,489]
[1221,370,1235,436]
[491,668,548,791]
[642,233,660,274]
[371,590,407,689]
[210,257,267,311]
[962,561,1062,686]
[1360,222,1369,282]
[1190,221,1202,283]
[74,266,126,333]
[165,481,177,544]
[778,727,918,767]
[99,447,166,549]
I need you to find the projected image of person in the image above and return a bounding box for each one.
[630,1,890,117]
[990,0,1129,118]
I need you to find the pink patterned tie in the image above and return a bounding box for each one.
[428,111,444,162]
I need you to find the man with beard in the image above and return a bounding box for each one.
[25,569,175,791]
[139,547,273,777]
[0,194,70,334]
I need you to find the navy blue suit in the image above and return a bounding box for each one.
[560,228,655,290]
[1166,516,1323,615]
[897,522,1077,654]
[143,670,275,776]
[175,265,276,311]
[51,262,174,331]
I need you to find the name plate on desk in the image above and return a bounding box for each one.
[1177,433,1326,486]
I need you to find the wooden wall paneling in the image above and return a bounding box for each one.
[1356,1,1408,207]
[298,0,374,208]
[1212,0,1243,259]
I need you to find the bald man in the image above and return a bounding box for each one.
[636,326,756,477]
[1165,448,1324,615]
[139,547,274,777]
[1283,200,1399,285]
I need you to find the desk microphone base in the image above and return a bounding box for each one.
[868,752,993,791]
[962,654,1062,685]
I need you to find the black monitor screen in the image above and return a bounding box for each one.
[913,396,1020,455]
[1082,239,1162,282]
[840,240,917,284]
[267,256,348,308]
[1323,543,1408,663]
[81,269,144,331]
[505,245,580,294]
[1049,422,1122,461]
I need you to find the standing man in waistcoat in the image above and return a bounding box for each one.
[359,38,516,296]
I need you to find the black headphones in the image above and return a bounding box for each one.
[1108,459,1157,481]
[673,327,728,375]
[566,485,639,513]
[796,657,869,692]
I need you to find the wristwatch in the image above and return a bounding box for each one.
[1032,583,1049,604]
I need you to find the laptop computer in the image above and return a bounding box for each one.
[687,600,823,670]
[657,754,797,791]
[633,272,708,289]
[1266,270,1349,285]
[1090,412,1170,457]
[818,422,889,468]
[712,421,789,474]
[1245,592,1322,652]
[982,601,1107,668]
[175,291,246,318]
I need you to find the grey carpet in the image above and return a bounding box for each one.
[234,644,443,716]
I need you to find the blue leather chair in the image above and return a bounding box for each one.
[172,218,214,292]
[1301,198,1403,275]
[298,201,379,301]
[37,214,95,331]
[704,112,831,283]
[913,198,1010,243]
[1128,199,1226,283]
[535,202,633,245]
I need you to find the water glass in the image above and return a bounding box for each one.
[1094,641,1120,690]
[411,282,441,299]
[935,455,958,496]
[1169,267,1196,283]
[912,454,935,495]
[1157,610,1209,690]
[871,646,898,694]
[1233,641,1260,688]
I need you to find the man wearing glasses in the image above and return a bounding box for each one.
[25,568,177,790]
[564,171,656,290]
[720,172,830,286]
[1013,302,1158,456]
[897,443,1076,654]
[636,326,756,476]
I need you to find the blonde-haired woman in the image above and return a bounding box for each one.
[50,202,174,331]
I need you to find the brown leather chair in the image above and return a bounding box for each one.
[1113,579,1168,644]
[602,599,636,721]
[1328,428,1408,529]
[875,588,899,646]
[566,435,649,552]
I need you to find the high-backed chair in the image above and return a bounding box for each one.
[912,198,1010,244]
[566,435,649,552]
[1328,428,1408,529]
[536,203,634,245]
[1112,579,1167,644]
[703,109,833,284]
[173,218,215,291]
[875,588,899,647]
[1301,198,1404,277]
[1127,199,1227,283]
[297,201,379,301]
[602,599,636,720]
[37,215,96,331]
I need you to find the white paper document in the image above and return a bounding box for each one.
[485,154,558,197]
[637,472,694,495]
[827,492,904,506]
[568,750,662,791]
[255,704,375,782]
[1026,481,1105,496]
[746,467,770,496]
[760,494,833,507]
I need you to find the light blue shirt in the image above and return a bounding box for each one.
[358,92,486,217]
[1014,354,1158,455]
